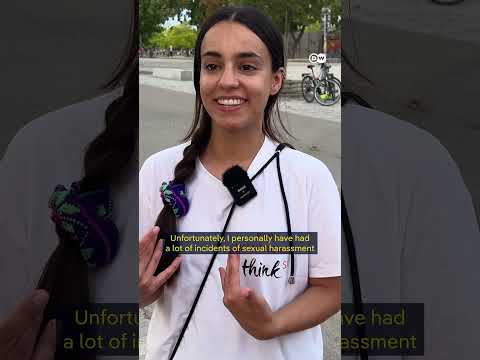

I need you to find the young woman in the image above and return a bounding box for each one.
[139,6,341,360]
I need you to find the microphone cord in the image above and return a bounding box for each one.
[168,203,236,360]
[275,146,295,283]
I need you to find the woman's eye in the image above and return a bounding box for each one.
[205,64,218,71]
[241,64,256,72]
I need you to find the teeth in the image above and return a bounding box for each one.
[217,98,244,106]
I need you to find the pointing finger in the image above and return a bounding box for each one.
[226,253,240,289]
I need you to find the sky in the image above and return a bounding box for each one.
[162,9,192,29]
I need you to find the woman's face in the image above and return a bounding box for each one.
[199,21,283,133]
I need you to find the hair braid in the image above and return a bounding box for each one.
[36,67,137,359]
[37,34,139,360]
[35,5,138,356]
[154,103,211,272]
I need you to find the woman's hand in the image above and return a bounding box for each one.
[0,290,56,360]
[219,254,280,340]
[139,226,181,308]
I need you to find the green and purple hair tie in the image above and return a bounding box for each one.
[48,182,119,268]
[160,181,189,217]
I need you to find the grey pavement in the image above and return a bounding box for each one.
[140,74,340,122]
[139,84,340,360]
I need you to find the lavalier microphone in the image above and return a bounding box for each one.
[222,165,257,206]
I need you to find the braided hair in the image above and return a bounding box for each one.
[35,2,138,358]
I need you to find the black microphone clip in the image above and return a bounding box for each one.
[222,165,257,206]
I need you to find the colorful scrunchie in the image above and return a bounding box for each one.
[48,182,119,268]
[160,181,189,217]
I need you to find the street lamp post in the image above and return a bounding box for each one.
[284,7,288,59]
[321,7,331,55]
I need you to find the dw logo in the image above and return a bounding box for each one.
[308,53,327,64]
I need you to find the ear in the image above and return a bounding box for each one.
[270,67,285,96]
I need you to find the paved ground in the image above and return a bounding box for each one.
[140,57,341,122]
[139,68,341,359]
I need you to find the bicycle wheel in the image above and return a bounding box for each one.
[332,76,341,85]
[301,76,315,103]
[314,78,341,106]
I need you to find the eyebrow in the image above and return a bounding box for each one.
[201,51,262,60]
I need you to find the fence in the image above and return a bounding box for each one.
[286,31,341,59]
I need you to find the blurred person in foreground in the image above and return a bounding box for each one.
[0,2,140,359]
[341,0,480,358]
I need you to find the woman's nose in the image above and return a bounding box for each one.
[218,65,239,88]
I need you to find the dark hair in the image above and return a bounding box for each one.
[36,2,138,356]
[155,6,291,264]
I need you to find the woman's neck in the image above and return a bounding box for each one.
[201,127,265,178]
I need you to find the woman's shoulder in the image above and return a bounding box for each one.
[11,88,122,142]
[279,144,333,182]
[3,88,123,163]
[140,142,189,179]
[1,88,124,191]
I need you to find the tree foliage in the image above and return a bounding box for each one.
[140,0,341,49]
[150,24,198,48]
[140,0,186,46]
[305,20,321,33]
[186,0,341,56]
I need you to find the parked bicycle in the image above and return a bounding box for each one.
[301,62,341,106]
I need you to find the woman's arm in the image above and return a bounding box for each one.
[272,276,340,337]
[219,254,340,340]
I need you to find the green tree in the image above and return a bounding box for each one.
[186,0,226,27]
[150,23,198,49]
[170,24,198,48]
[305,20,321,33]
[259,0,340,58]
[140,0,189,47]
[149,31,168,49]
[179,0,340,56]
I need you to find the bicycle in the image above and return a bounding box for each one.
[301,62,341,106]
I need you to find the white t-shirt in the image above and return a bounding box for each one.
[139,136,341,360]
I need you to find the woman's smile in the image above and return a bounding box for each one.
[214,96,248,112]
